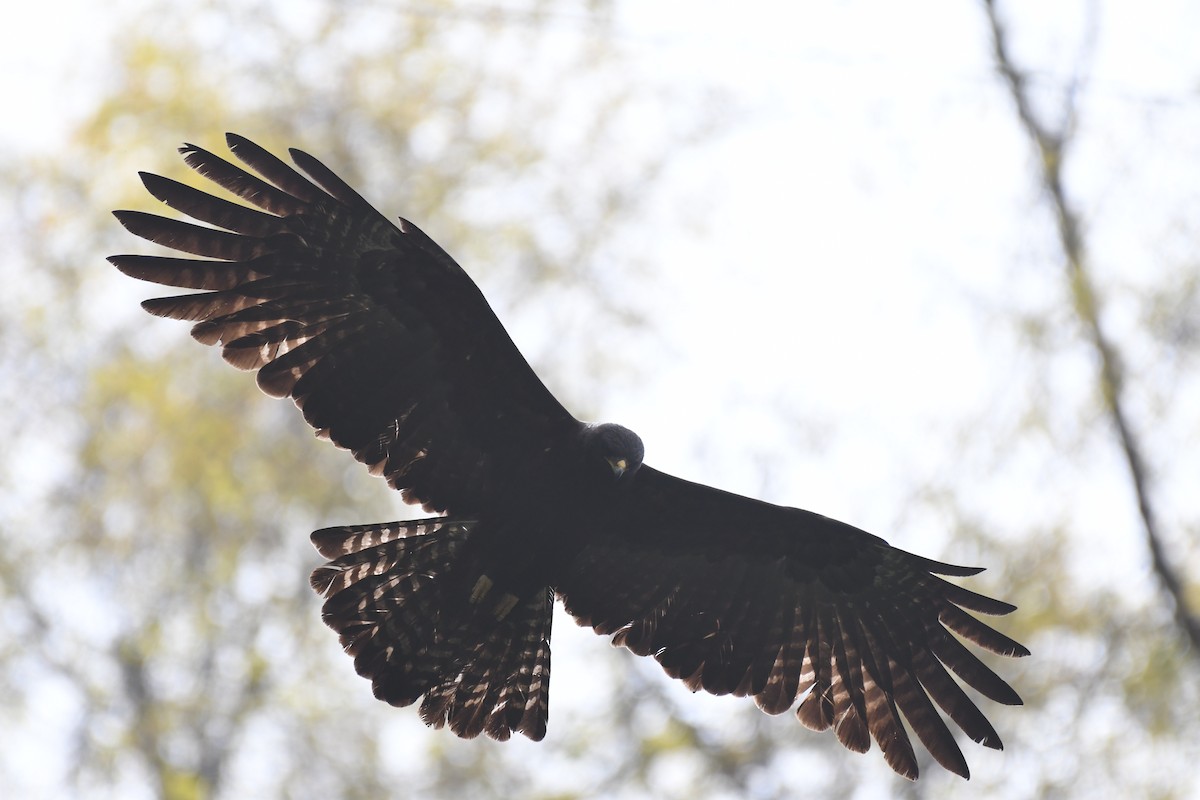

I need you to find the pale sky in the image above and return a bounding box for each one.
[3,0,1199,797]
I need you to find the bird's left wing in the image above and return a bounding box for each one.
[557,466,1028,780]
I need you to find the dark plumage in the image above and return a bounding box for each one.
[110,134,1028,780]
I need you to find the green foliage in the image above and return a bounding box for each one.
[2,1,1197,798]
[0,1,722,797]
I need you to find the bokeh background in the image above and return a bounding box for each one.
[2,0,1198,797]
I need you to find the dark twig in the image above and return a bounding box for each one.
[983,0,1200,654]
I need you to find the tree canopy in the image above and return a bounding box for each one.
[1,1,1198,798]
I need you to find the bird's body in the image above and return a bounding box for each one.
[111,134,1028,780]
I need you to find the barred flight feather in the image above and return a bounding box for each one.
[311,518,551,740]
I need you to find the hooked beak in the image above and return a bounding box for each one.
[607,457,628,478]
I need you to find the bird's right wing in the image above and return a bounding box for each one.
[557,466,1028,780]
[111,134,580,515]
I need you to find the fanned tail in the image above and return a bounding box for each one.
[310,518,552,741]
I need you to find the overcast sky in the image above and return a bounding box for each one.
[3,0,1199,796]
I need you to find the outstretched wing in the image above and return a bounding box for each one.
[110,134,579,514]
[558,466,1028,780]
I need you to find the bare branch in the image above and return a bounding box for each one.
[983,0,1200,654]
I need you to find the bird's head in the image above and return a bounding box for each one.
[582,422,644,483]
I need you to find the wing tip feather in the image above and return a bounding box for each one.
[111,209,141,231]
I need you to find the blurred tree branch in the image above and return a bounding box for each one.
[983,0,1200,655]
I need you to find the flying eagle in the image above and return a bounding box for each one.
[110,134,1027,780]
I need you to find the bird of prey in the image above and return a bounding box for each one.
[110,134,1027,780]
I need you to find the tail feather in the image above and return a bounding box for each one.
[419,588,553,741]
[310,518,552,741]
